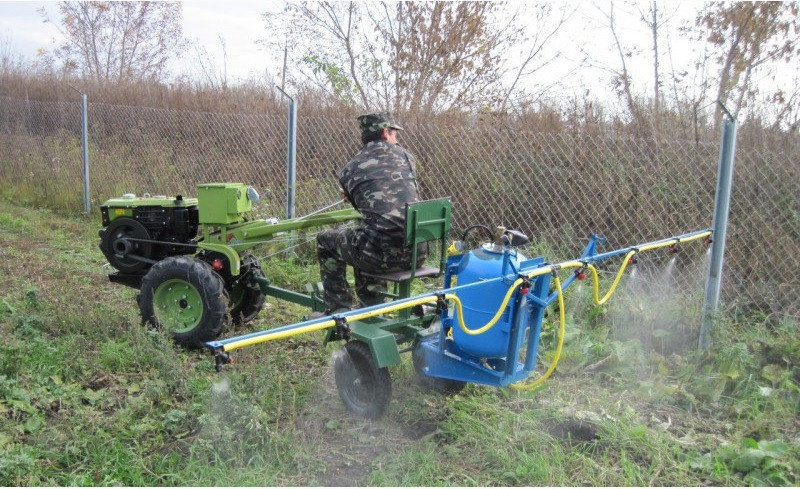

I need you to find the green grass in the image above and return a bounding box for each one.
[0,198,798,486]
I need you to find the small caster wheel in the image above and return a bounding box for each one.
[334,341,391,419]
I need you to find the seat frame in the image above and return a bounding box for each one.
[360,198,451,313]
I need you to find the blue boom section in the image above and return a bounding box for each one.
[207,229,711,388]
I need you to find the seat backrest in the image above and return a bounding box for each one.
[405,197,452,277]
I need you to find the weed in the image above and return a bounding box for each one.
[688,438,798,486]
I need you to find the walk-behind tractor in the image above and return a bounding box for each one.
[100,183,712,419]
[99,183,360,346]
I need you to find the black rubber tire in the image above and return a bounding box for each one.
[138,256,229,348]
[412,344,467,395]
[99,217,153,274]
[227,253,266,325]
[334,341,392,419]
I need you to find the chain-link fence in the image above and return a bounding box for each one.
[0,95,797,322]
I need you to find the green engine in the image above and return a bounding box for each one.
[98,183,259,278]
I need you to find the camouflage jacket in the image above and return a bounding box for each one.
[339,140,420,239]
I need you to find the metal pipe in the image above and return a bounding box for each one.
[276,86,297,220]
[700,110,738,349]
[80,93,90,214]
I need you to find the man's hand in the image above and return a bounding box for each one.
[339,187,351,204]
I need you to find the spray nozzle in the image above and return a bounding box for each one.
[705,236,713,245]
[667,239,681,254]
[519,277,532,295]
[574,264,588,280]
[332,316,351,341]
[628,249,639,265]
[213,348,232,372]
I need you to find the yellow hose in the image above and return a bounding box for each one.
[586,250,636,305]
[450,278,523,335]
[510,274,565,391]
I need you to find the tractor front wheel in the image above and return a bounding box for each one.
[138,256,229,348]
[334,341,392,419]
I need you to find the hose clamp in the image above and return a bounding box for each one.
[435,292,448,313]
[550,264,561,277]
[333,316,351,341]
[575,262,588,280]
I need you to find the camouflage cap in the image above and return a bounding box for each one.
[357,112,403,133]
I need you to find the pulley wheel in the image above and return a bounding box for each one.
[99,217,153,273]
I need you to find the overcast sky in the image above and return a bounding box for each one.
[1,1,284,81]
[0,1,787,116]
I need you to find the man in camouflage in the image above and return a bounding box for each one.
[316,112,425,312]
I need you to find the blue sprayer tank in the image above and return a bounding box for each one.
[451,244,527,358]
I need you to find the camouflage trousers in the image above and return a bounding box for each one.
[317,226,426,310]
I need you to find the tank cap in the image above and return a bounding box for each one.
[503,229,529,247]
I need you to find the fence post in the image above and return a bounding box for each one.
[80,92,90,214]
[277,86,296,220]
[699,108,737,349]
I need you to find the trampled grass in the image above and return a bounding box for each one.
[0,198,798,486]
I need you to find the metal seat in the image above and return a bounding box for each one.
[360,198,452,309]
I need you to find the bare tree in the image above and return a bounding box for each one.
[263,1,570,114]
[696,2,800,129]
[770,80,800,134]
[636,1,669,115]
[0,34,26,77]
[40,2,187,84]
[377,2,503,112]
[602,2,643,126]
[192,36,229,91]
[498,3,576,113]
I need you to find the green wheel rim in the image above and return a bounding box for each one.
[153,279,204,333]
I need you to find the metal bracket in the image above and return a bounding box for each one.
[331,316,351,341]
[213,348,232,373]
[518,274,532,295]
[435,292,448,313]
